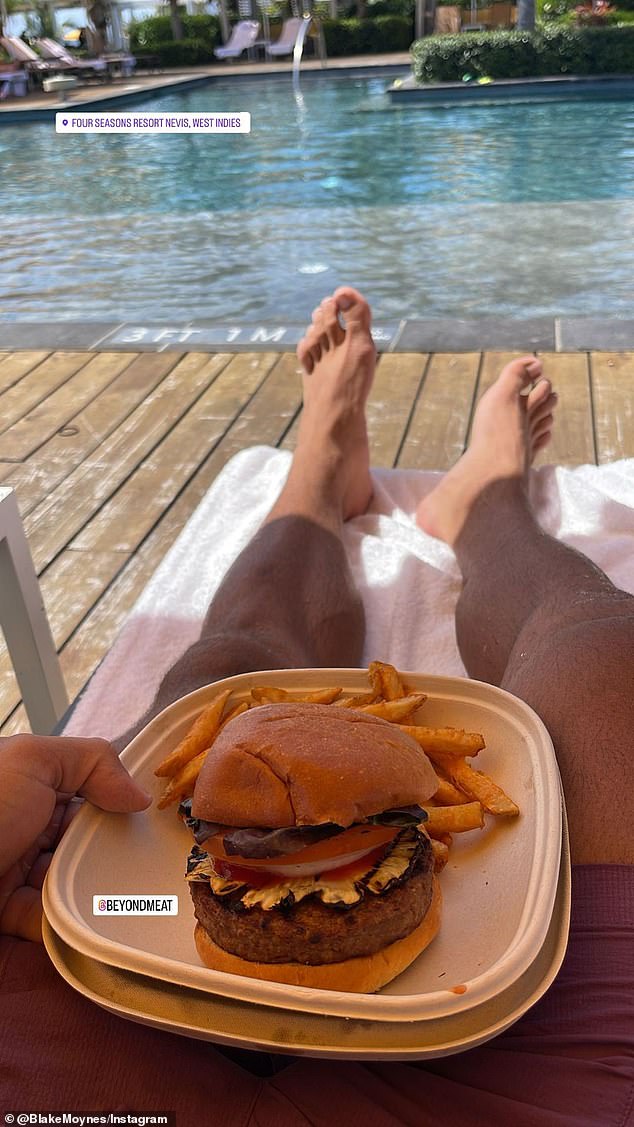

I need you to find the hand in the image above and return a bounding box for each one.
[0,734,151,942]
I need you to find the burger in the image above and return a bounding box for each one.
[181,701,441,993]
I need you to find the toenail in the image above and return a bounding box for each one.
[338,297,352,309]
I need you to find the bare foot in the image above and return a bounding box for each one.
[417,356,557,546]
[294,286,376,520]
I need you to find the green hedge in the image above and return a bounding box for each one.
[153,37,219,65]
[129,14,220,53]
[129,12,410,63]
[322,15,412,54]
[411,25,634,81]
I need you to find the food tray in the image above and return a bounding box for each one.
[42,816,570,1060]
[44,668,565,1023]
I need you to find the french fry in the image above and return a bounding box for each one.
[432,778,468,806]
[154,688,232,778]
[443,758,520,817]
[432,831,453,848]
[430,839,450,872]
[336,693,379,709]
[218,700,250,731]
[423,802,484,835]
[368,664,384,699]
[294,687,342,704]
[157,748,209,809]
[400,724,485,759]
[369,660,404,701]
[251,686,288,704]
[251,686,342,705]
[361,693,427,722]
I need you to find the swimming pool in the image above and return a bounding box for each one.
[2,74,634,322]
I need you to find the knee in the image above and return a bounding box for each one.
[153,630,304,713]
[503,610,634,731]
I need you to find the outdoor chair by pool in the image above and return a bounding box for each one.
[214,20,260,59]
[265,17,304,56]
[35,38,108,78]
[1,36,65,78]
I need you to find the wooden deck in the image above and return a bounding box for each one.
[1,347,632,736]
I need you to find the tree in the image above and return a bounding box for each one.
[516,0,535,28]
[0,0,22,39]
[169,0,184,39]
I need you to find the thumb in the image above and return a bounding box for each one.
[13,735,153,813]
[73,740,153,812]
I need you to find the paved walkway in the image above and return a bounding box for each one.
[0,54,411,121]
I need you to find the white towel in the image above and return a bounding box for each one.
[62,449,634,742]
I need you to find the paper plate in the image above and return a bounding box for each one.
[42,820,570,1060]
[44,669,565,1024]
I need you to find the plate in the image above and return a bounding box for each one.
[42,817,571,1060]
[43,668,565,1024]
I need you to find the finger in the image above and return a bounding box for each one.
[0,885,43,943]
[27,851,52,890]
[58,797,84,840]
[3,735,152,813]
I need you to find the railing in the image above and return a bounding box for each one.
[292,14,327,88]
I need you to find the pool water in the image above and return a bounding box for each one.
[2,75,634,321]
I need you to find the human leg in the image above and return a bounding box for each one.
[418,358,634,864]
[130,288,376,729]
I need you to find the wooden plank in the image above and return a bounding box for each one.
[534,353,595,467]
[70,352,292,553]
[0,352,228,512]
[0,352,135,463]
[590,352,634,464]
[0,354,304,733]
[0,352,92,435]
[398,353,479,471]
[469,351,595,466]
[60,357,303,700]
[22,352,228,572]
[0,547,125,727]
[0,351,51,395]
[366,354,428,468]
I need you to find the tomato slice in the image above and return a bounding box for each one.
[205,823,397,872]
[215,840,392,888]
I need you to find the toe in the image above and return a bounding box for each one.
[333,286,372,333]
[533,429,553,453]
[498,356,543,397]
[529,390,558,424]
[320,297,345,348]
[531,412,554,439]
[297,335,314,374]
[311,304,326,329]
[526,377,553,412]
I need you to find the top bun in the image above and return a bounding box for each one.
[192,701,438,828]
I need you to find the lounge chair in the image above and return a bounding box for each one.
[214,20,260,60]
[1,35,64,76]
[35,37,108,77]
[265,17,304,56]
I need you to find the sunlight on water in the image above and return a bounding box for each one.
[2,76,634,321]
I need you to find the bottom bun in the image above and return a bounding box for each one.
[194,876,442,993]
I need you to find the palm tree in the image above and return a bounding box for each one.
[0,0,21,39]
[516,0,535,28]
[169,0,184,39]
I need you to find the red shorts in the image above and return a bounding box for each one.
[1,865,632,1127]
